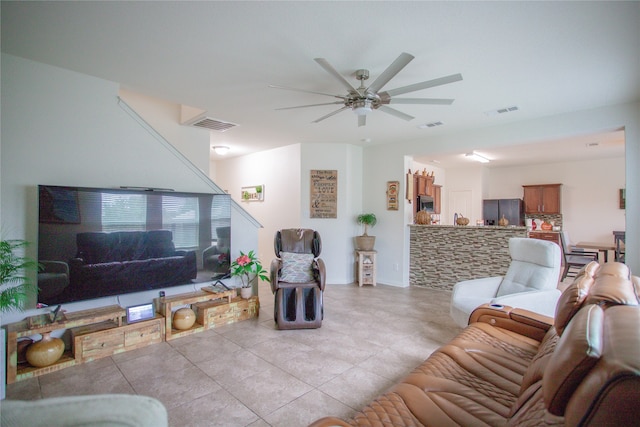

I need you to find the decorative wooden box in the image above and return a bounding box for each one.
[193,296,259,328]
[70,315,164,363]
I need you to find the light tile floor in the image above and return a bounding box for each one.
[5,284,461,427]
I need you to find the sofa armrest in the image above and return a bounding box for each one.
[39,260,69,275]
[308,417,352,427]
[270,258,282,294]
[491,288,561,318]
[451,276,503,299]
[469,303,553,342]
[314,258,326,291]
[1,394,168,427]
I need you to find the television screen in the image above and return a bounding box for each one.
[37,185,231,306]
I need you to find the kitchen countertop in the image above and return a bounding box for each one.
[410,224,528,230]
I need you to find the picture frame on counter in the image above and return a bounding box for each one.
[126,303,155,324]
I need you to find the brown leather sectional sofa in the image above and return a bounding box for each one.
[310,262,640,426]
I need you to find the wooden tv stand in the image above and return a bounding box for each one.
[4,290,259,384]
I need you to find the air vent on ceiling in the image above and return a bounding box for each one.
[189,116,237,132]
[418,121,443,129]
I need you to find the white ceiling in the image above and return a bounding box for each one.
[2,1,638,166]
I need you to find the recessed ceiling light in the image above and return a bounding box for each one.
[586,142,599,147]
[361,138,372,143]
[465,151,490,163]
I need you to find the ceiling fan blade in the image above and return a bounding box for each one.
[314,58,360,94]
[383,73,463,97]
[389,98,455,105]
[358,115,366,127]
[312,106,350,123]
[378,105,414,121]
[366,52,414,94]
[268,84,346,100]
[276,101,344,111]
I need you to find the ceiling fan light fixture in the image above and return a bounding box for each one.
[212,145,230,155]
[352,99,373,116]
[465,151,490,163]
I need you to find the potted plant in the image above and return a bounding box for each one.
[1,239,38,313]
[355,213,377,251]
[1,238,38,399]
[230,250,270,299]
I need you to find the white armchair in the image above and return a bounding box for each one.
[450,237,562,328]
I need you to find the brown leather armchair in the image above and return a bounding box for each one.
[270,229,325,329]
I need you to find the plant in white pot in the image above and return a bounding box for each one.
[230,250,270,299]
[355,213,377,251]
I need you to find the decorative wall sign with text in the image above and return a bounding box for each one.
[387,181,399,210]
[310,170,337,218]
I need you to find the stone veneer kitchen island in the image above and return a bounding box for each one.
[410,224,528,290]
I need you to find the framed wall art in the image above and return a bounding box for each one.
[387,181,399,210]
[310,170,337,218]
[241,185,264,202]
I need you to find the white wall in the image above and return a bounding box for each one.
[300,143,363,284]
[212,143,301,281]
[118,89,211,174]
[0,54,260,324]
[363,146,406,286]
[213,143,363,285]
[486,157,626,243]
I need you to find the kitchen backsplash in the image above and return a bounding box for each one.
[525,214,563,229]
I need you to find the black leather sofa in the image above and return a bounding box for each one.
[67,230,197,301]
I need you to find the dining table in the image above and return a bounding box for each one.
[575,241,616,263]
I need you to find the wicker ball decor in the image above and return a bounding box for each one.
[415,210,431,225]
[456,215,470,226]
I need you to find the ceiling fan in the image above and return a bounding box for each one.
[270,52,462,127]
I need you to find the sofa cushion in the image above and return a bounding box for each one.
[584,262,638,307]
[554,262,598,336]
[279,251,314,283]
[564,305,640,426]
[496,238,561,296]
[543,304,604,416]
[145,230,176,258]
[518,327,559,396]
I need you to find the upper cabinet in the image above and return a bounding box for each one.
[433,185,442,214]
[523,184,562,214]
[415,174,434,197]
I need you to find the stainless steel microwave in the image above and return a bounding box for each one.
[419,195,434,212]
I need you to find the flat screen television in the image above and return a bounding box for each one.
[37,185,231,306]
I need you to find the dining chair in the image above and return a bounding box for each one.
[560,231,599,280]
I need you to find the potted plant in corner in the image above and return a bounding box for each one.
[1,239,38,313]
[1,238,39,399]
[355,213,377,251]
[230,250,270,299]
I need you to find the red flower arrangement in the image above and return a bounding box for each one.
[230,250,270,288]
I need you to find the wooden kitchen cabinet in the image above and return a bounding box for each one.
[415,174,434,197]
[523,184,561,214]
[528,231,560,246]
[433,185,441,214]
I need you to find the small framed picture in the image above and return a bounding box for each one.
[126,303,155,323]
[387,181,399,210]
